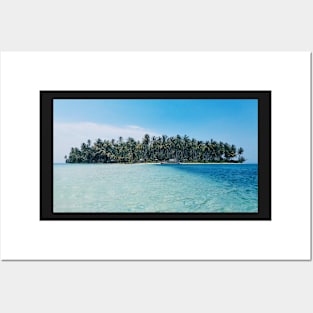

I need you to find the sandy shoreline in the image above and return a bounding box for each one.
[179,162,244,165]
[57,162,250,165]
[121,162,246,165]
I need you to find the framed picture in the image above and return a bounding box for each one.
[41,90,271,220]
[2,52,310,260]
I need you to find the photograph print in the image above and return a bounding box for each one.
[41,91,271,220]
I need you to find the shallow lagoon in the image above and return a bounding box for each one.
[53,163,258,213]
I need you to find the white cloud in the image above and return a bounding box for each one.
[54,122,160,163]
[127,125,141,129]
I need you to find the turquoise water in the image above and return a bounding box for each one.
[53,164,258,213]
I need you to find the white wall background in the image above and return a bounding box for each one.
[0,1,312,312]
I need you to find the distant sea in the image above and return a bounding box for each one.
[53,163,258,213]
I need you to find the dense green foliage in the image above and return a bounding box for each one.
[65,134,246,163]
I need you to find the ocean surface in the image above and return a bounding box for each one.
[53,163,258,213]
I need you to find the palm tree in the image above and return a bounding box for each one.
[218,142,225,161]
[191,138,197,161]
[142,134,150,161]
[238,147,244,157]
[230,144,237,161]
[224,143,231,161]
[182,135,190,160]
[208,139,217,161]
[162,135,169,159]
[237,147,245,163]
[174,135,182,160]
[126,137,136,162]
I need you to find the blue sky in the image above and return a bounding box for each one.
[54,99,258,163]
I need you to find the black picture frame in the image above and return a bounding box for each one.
[40,91,271,220]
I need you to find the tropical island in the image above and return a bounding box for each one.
[64,134,246,164]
